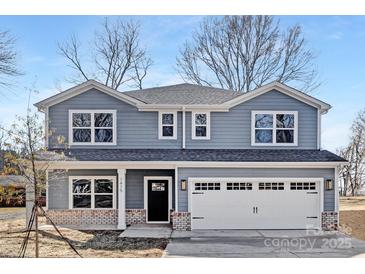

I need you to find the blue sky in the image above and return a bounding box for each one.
[0,15,364,152]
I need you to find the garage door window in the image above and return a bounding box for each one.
[227,182,252,190]
[259,182,284,190]
[195,183,220,190]
[290,182,316,190]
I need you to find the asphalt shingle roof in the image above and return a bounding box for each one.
[124,83,241,104]
[52,149,346,162]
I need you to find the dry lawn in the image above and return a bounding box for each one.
[340,197,365,241]
[0,217,168,258]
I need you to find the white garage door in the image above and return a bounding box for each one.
[190,178,322,230]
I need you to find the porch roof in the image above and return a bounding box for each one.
[48,149,346,163]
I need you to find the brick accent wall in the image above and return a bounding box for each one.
[46,209,118,225]
[125,209,146,225]
[172,211,191,231]
[322,211,338,230]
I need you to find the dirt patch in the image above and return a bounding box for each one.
[0,218,168,258]
[340,197,365,211]
[340,210,365,241]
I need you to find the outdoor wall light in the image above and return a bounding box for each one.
[325,179,333,190]
[181,179,187,191]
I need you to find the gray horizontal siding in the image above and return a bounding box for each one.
[49,88,182,149]
[125,169,175,209]
[177,167,335,212]
[47,169,117,210]
[186,90,318,149]
[48,88,318,149]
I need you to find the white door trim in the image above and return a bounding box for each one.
[188,177,324,229]
[144,176,172,224]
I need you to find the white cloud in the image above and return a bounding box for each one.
[328,31,344,40]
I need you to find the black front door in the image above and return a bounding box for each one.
[147,180,169,222]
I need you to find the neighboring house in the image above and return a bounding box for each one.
[34,80,346,231]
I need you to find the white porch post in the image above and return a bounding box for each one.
[117,168,126,229]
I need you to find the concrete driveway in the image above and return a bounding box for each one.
[164,230,365,258]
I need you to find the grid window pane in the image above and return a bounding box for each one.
[95,179,113,193]
[162,126,174,136]
[276,114,294,128]
[95,129,113,142]
[73,195,91,208]
[276,130,294,143]
[95,195,113,208]
[72,113,91,127]
[255,129,273,143]
[195,126,207,137]
[195,114,207,125]
[94,113,113,127]
[73,129,91,142]
[162,113,174,125]
[255,114,273,128]
[72,179,91,193]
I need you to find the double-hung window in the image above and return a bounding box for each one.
[159,111,177,139]
[70,176,116,209]
[192,112,210,140]
[252,111,298,146]
[69,110,116,145]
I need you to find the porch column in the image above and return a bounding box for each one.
[117,168,126,229]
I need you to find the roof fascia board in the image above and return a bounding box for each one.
[34,80,143,112]
[137,104,230,112]
[223,82,331,112]
[40,160,347,169]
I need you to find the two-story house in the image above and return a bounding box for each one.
[34,80,346,231]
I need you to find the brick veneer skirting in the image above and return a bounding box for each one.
[125,209,146,225]
[46,209,118,225]
[322,211,338,230]
[172,211,191,231]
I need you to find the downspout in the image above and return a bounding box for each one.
[182,106,186,149]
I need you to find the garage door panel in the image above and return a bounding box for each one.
[190,179,321,230]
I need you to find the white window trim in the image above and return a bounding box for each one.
[158,111,177,140]
[68,176,117,210]
[192,111,211,140]
[251,110,298,146]
[69,109,117,146]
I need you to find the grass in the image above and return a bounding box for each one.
[0,217,168,258]
[340,196,365,241]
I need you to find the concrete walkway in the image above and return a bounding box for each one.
[165,229,365,258]
[119,224,172,238]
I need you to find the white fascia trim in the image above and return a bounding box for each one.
[43,161,347,170]
[191,111,211,140]
[222,82,332,112]
[138,105,229,112]
[69,109,117,146]
[251,110,298,147]
[35,80,142,112]
[158,111,177,140]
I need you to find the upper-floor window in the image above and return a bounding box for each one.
[251,111,298,146]
[69,110,116,145]
[159,111,177,139]
[192,111,210,140]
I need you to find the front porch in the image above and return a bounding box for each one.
[43,167,190,230]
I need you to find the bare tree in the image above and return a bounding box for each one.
[338,109,365,196]
[176,16,319,92]
[0,30,21,87]
[58,18,152,90]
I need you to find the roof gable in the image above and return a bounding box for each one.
[222,82,331,113]
[34,80,143,111]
